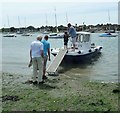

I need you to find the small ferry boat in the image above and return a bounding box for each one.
[51,32,103,63]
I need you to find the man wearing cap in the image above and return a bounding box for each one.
[29,36,44,84]
[67,23,77,51]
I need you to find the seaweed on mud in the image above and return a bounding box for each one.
[2,95,21,102]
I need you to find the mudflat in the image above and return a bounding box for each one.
[1,72,119,111]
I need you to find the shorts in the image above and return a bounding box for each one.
[64,42,68,46]
[71,37,76,44]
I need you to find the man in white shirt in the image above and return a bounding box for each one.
[30,36,44,84]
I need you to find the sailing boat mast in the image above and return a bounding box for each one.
[45,14,48,32]
[45,14,48,26]
[7,16,10,33]
[18,16,21,27]
[108,10,111,32]
[3,16,16,37]
[42,14,49,34]
[18,16,21,33]
[24,17,26,33]
[54,7,58,33]
[66,12,68,24]
[22,17,31,36]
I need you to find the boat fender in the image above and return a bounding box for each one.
[91,43,95,46]
[78,51,81,54]
[99,47,102,50]
[89,49,92,52]
[95,48,98,51]
[51,49,53,51]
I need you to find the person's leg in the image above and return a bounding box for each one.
[32,58,37,82]
[66,43,68,49]
[65,42,67,49]
[64,45,66,49]
[43,56,48,79]
[37,57,43,83]
[43,57,46,77]
[72,37,76,51]
[64,42,66,49]
[73,44,75,50]
[71,40,75,50]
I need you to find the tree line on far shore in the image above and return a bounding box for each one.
[1,23,119,33]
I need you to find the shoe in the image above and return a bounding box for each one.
[42,76,48,80]
[28,79,34,84]
[32,81,38,85]
[28,62,32,67]
[38,81,45,84]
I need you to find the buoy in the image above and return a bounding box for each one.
[78,51,81,54]
[89,49,92,52]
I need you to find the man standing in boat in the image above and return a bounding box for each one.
[67,23,77,51]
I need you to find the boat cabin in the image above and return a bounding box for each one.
[74,32,91,51]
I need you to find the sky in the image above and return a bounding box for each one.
[0,0,119,28]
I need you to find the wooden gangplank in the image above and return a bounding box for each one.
[47,49,67,74]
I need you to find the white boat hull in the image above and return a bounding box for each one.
[51,46,102,63]
[3,34,16,37]
[51,32,103,64]
[22,33,32,36]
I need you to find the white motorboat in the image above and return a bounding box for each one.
[48,33,63,39]
[42,31,49,34]
[22,33,32,36]
[99,33,118,37]
[3,33,16,37]
[51,32,103,63]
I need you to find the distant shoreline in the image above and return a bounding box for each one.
[0,23,119,33]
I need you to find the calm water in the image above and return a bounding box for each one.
[1,32,118,83]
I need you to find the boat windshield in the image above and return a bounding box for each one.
[77,34,90,43]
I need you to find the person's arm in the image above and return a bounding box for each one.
[48,43,50,61]
[68,27,72,34]
[30,49,32,59]
[41,43,44,58]
[28,49,32,67]
[41,50,44,58]
[48,48,50,61]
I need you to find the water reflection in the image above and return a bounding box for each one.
[58,53,102,73]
